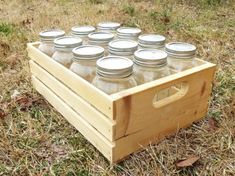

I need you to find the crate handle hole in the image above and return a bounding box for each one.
[152,82,189,108]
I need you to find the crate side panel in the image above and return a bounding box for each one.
[113,99,208,162]
[30,60,115,141]
[27,43,114,119]
[113,64,216,139]
[31,76,114,161]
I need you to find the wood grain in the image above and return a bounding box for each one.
[30,60,115,141]
[31,76,114,161]
[27,42,114,119]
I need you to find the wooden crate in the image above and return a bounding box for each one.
[27,42,216,163]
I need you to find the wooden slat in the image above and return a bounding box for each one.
[30,60,115,141]
[112,63,216,139]
[31,76,114,161]
[111,61,216,100]
[113,99,209,162]
[27,42,114,119]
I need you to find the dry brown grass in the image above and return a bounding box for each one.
[0,0,234,175]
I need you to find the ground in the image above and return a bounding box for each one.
[0,0,234,175]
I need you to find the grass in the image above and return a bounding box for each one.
[122,3,135,17]
[0,0,234,175]
[0,22,14,36]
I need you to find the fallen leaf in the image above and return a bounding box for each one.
[0,108,7,119]
[51,144,67,156]
[15,96,33,111]
[5,54,20,68]
[208,118,218,131]
[35,142,67,162]
[161,16,170,24]
[176,155,200,168]
[166,29,175,36]
[0,42,10,56]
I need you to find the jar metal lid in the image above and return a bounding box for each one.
[88,32,114,42]
[96,56,133,78]
[73,45,104,60]
[117,27,141,37]
[134,49,167,67]
[54,36,82,49]
[97,22,121,30]
[71,25,96,35]
[108,39,138,52]
[39,29,65,41]
[138,34,165,46]
[165,42,196,58]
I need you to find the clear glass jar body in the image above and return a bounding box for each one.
[52,50,73,68]
[92,75,137,94]
[88,41,109,55]
[38,41,54,56]
[133,64,171,99]
[72,34,88,44]
[133,64,170,84]
[70,59,96,82]
[138,45,165,51]
[98,29,117,35]
[117,36,138,41]
[167,56,197,73]
[108,53,134,60]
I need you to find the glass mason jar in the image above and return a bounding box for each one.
[71,25,95,44]
[108,39,138,60]
[52,36,82,68]
[97,22,121,35]
[133,49,171,100]
[133,49,170,84]
[117,27,141,41]
[88,32,114,55]
[70,45,105,82]
[92,56,137,94]
[165,42,197,73]
[138,34,166,50]
[38,29,65,56]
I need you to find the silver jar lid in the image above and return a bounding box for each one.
[165,42,196,58]
[54,36,82,50]
[71,25,96,35]
[108,39,138,53]
[138,34,165,46]
[88,32,114,42]
[117,27,141,37]
[134,49,167,67]
[73,45,104,60]
[39,29,65,41]
[97,22,121,30]
[96,56,133,78]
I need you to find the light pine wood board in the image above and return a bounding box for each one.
[113,98,209,162]
[112,62,216,140]
[30,60,116,141]
[31,76,114,161]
